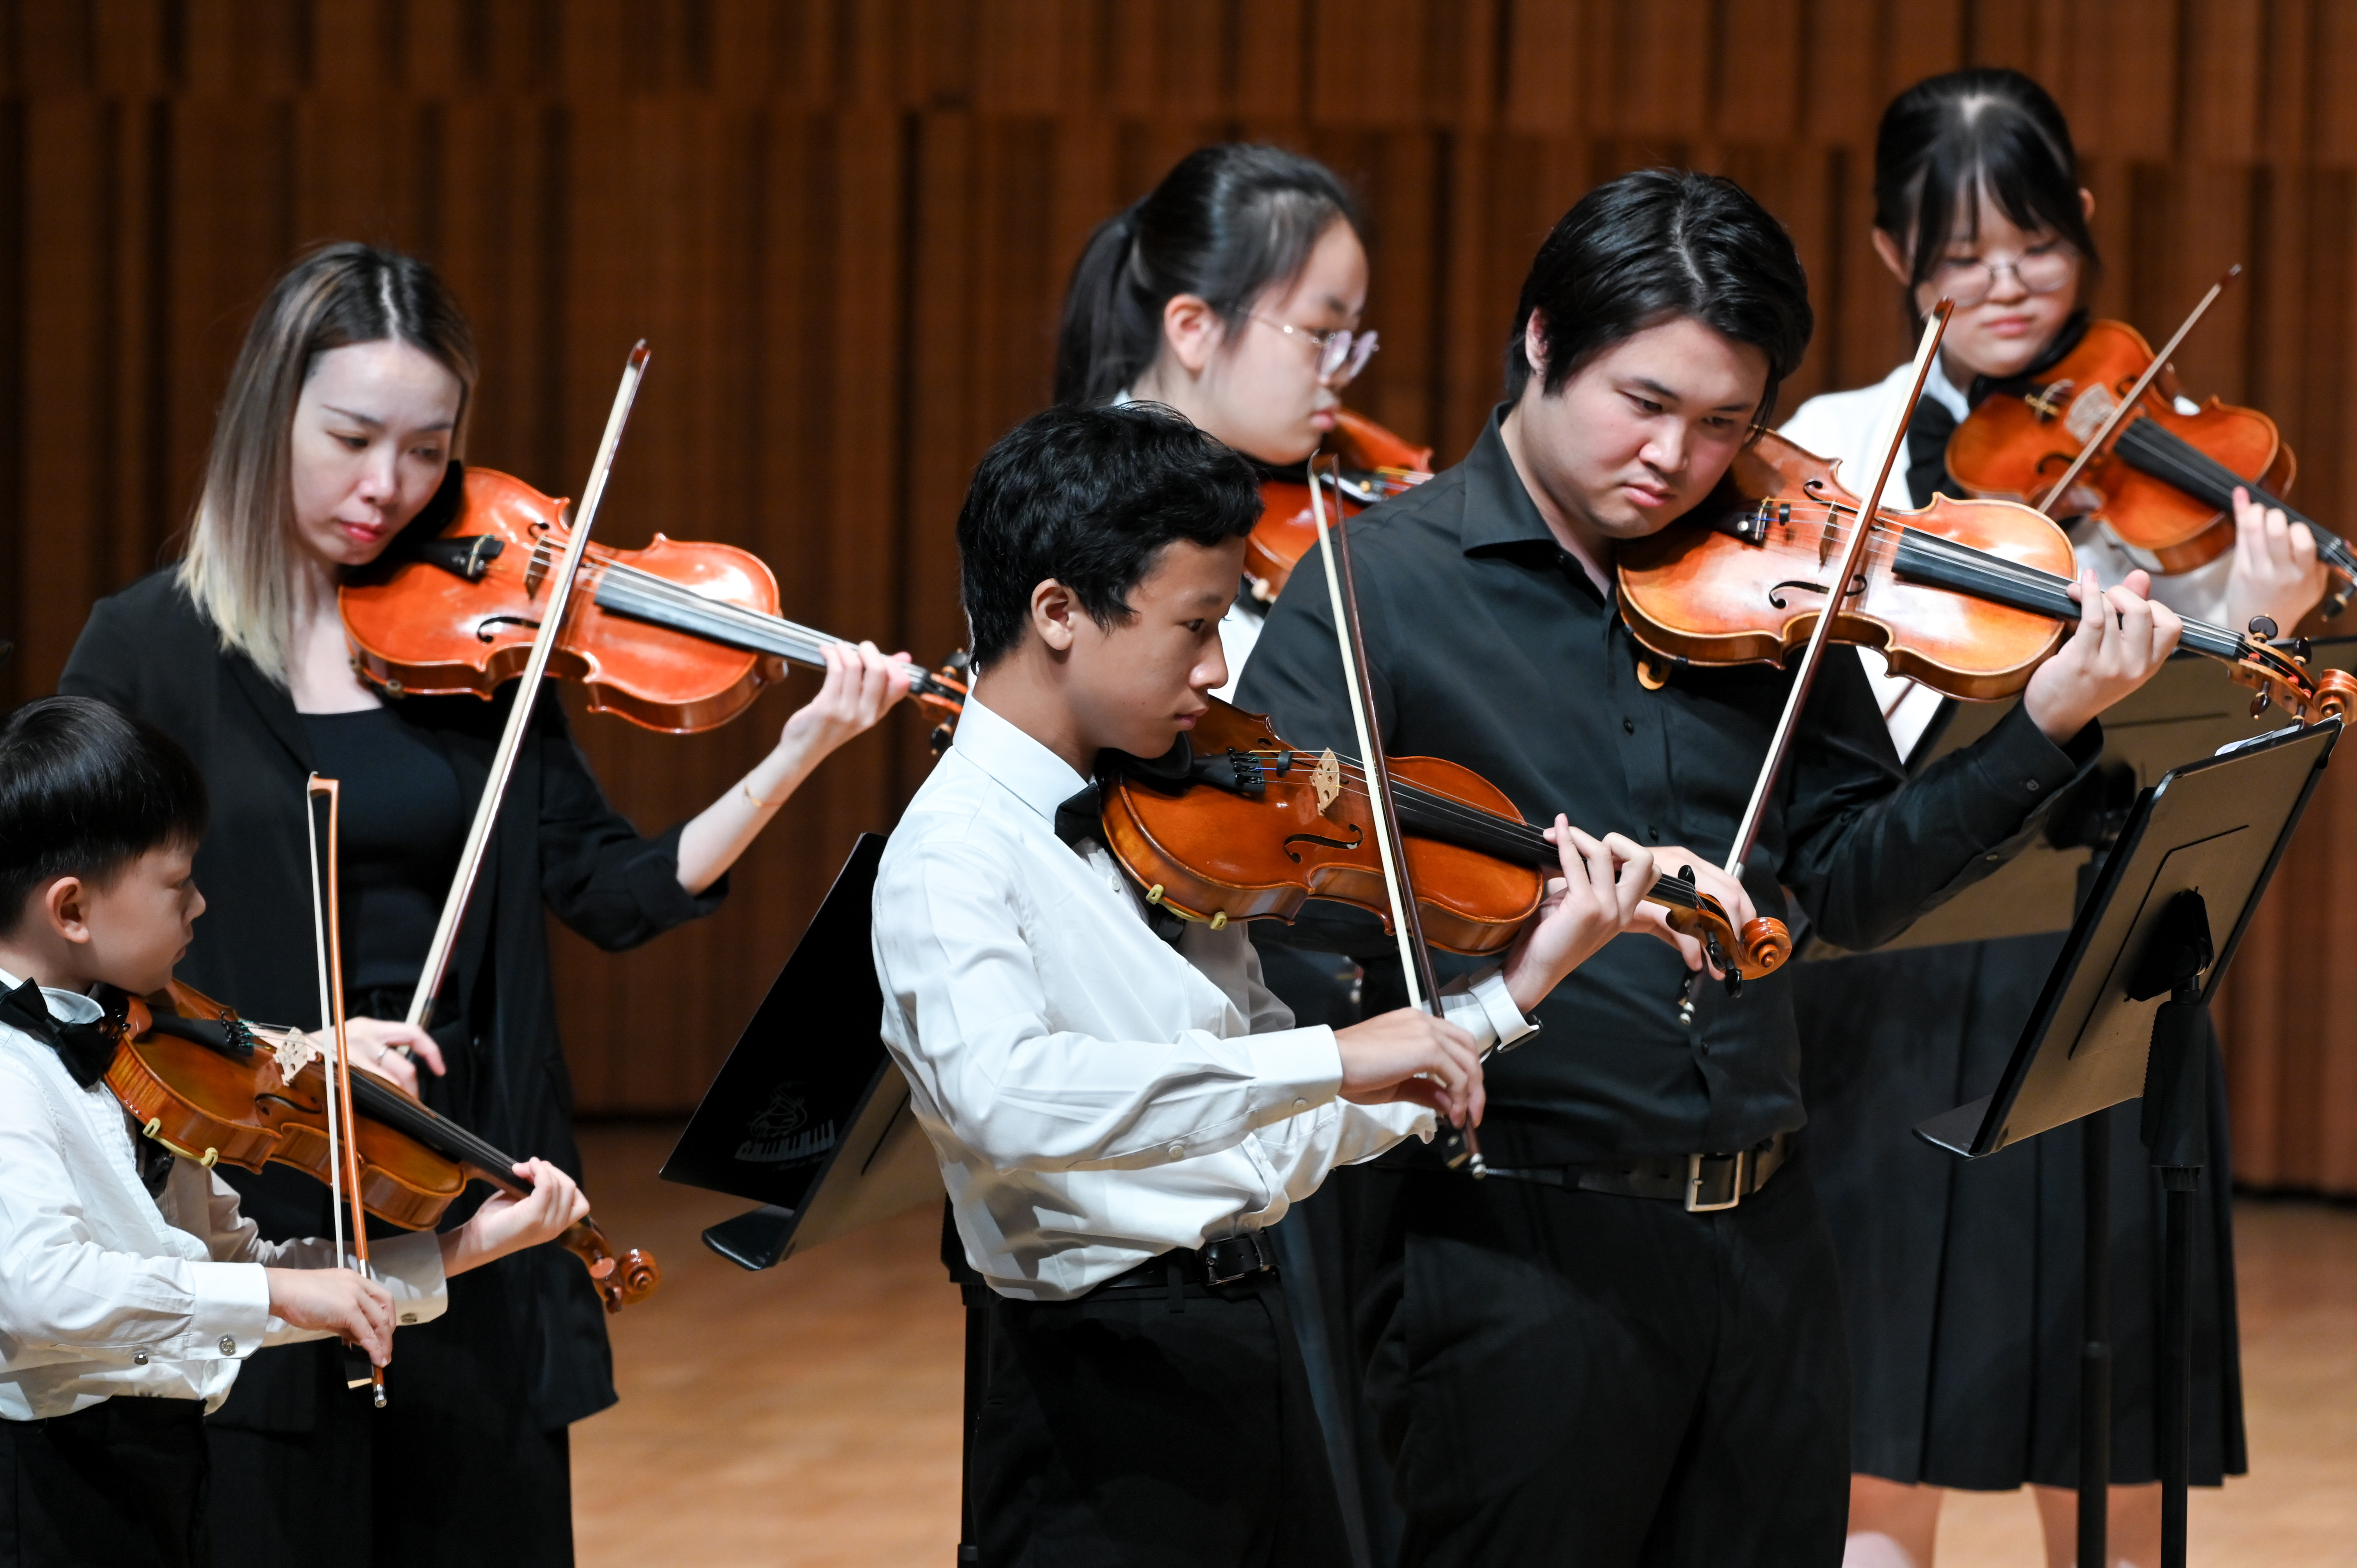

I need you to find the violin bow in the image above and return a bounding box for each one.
[403,344,650,1031]
[1718,303,1954,892]
[304,774,383,1406]
[1308,454,1484,1176]
[2034,266,2239,518]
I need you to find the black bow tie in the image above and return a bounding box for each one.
[1905,395,1959,513]
[1053,780,1104,853]
[1,976,120,1089]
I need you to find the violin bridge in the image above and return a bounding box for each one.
[262,1026,320,1087]
[2063,381,2117,446]
[1313,750,1343,816]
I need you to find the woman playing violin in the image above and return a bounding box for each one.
[1055,143,1383,704]
[57,243,906,1566]
[1779,69,2278,1568]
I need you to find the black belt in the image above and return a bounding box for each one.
[1486,1131,1792,1211]
[1085,1231,1277,1300]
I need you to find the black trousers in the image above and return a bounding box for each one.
[1360,1155,1851,1568]
[1,1398,210,1568]
[204,1335,573,1567]
[975,1271,1350,1568]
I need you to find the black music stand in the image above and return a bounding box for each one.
[660,832,938,1266]
[1914,717,2340,1568]
[1803,636,2357,958]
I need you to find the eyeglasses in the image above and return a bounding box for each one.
[1928,244,2077,308]
[1250,315,1380,385]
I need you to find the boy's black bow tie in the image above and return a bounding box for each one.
[0,976,119,1089]
[1054,781,1104,851]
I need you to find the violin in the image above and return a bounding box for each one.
[104,979,659,1315]
[1244,410,1432,602]
[1094,697,1792,983]
[1945,311,2357,586]
[340,465,970,743]
[1618,428,2356,723]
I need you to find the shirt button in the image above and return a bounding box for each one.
[1623,717,1636,733]
[1293,1098,1308,1111]
[218,1335,237,1356]
[1647,826,1661,843]
[2025,778,2042,792]
[133,1351,149,1366]
[1167,1142,1185,1159]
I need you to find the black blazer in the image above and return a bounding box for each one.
[60,567,725,1432]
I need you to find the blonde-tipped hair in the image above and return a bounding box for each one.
[178,242,478,686]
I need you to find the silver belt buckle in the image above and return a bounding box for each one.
[1685,1150,1747,1212]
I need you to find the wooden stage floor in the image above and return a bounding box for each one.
[570,1123,2357,1567]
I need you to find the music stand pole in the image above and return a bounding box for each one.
[2129,892,2216,1568]
[2078,1112,2110,1568]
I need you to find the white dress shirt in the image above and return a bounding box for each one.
[873,693,1532,1301]
[1783,359,2233,759]
[0,968,448,1418]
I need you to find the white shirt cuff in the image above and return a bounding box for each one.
[182,1261,274,1360]
[1438,966,1539,1052]
[370,1231,451,1329]
[1245,1024,1343,1121]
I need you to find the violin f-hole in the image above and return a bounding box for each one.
[474,614,542,643]
[1282,824,1365,863]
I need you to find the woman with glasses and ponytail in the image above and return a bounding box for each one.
[1056,143,1387,705]
[1780,69,2306,1568]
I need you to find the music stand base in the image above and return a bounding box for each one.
[702,1205,797,1271]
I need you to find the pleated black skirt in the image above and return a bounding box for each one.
[1793,933,2247,1490]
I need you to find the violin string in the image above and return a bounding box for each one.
[1223,749,1712,912]
[507,538,955,693]
[514,539,848,662]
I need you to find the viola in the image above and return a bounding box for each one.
[106,980,659,1315]
[1945,314,2357,585]
[340,466,969,742]
[1244,410,1432,602]
[1093,697,1792,983]
[1618,429,2355,723]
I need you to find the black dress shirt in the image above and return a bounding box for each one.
[1235,411,2099,1166]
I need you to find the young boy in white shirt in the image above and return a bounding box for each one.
[0,695,590,1568]
[873,403,1666,1565]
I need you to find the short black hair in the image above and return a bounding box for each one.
[0,697,208,931]
[1875,68,2099,298]
[1505,168,1814,431]
[957,403,1261,667]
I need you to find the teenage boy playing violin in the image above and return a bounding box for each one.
[1237,168,2182,1568]
[0,696,589,1568]
[871,400,1673,1566]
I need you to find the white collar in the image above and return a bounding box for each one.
[0,964,104,1026]
[949,691,1095,827]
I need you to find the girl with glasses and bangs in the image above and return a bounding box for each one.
[1779,68,2297,1568]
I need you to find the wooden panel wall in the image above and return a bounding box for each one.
[3,0,2353,1188]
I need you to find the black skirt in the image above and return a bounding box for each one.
[1793,934,2247,1489]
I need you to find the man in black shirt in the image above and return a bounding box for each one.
[1236,170,2180,1565]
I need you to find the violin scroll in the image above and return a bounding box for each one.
[560,1217,662,1315]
